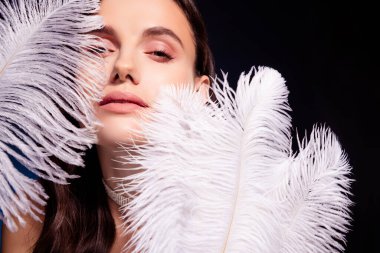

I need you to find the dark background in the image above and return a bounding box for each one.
[1,1,378,252]
[197,1,378,252]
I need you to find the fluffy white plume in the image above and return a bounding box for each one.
[116,67,352,253]
[0,0,104,232]
[275,127,353,253]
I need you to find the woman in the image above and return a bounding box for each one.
[2,0,214,252]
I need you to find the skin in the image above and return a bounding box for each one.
[2,0,210,252]
[96,0,210,185]
[96,0,210,250]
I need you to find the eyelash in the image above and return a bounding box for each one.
[90,45,114,57]
[149,50,174,61]
[91,45,174,62]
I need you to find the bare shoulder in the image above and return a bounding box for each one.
[2,209,45,253]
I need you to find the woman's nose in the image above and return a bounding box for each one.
[110,51,140,85]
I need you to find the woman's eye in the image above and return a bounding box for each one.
[149,50,173,62]
[93,46,107,54]
[92,46,114,57]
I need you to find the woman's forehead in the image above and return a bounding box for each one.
[99,0,195,51]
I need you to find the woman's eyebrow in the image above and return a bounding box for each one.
[143,26,184,48]
[91,26,184,48]
[91,25,116,37]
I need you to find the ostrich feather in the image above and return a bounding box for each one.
[274,127,353,253]
[0,0,104,232]
[116,67,352,253]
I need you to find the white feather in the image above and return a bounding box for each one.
[116,67,352,253]
[0,0,104,232]
[275,127,353,253]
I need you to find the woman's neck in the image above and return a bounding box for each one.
[97,145,138,253]
[97,144,138,252]
[96,144,143,191]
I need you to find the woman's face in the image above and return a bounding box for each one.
[95,0,210,147]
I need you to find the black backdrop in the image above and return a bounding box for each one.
[0,1,378,252]
[196,1,378,252]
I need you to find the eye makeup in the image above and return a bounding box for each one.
[144,40,176,63]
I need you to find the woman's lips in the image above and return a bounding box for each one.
[99,91,149,114]
[100,102,145,114]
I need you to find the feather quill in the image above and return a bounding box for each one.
[0,0,104,232]
[116,67,352,253]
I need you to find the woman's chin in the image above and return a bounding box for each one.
[95,116,147,147]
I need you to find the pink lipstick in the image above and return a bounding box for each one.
[99,91,149,114]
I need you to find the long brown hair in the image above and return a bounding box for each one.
[33,1,214,252]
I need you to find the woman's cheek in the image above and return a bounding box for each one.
[143,60,194,87]
[103,55,118,81]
